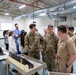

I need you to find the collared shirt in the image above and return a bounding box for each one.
[25,31,44,51]
[70,34,76,46]
[13,29,21,46]
[44,33,59,54]
[57,35,76,60]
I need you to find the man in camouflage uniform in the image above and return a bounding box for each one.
[67,26,76,72]
[67,26,76,46]
[25,24,44,75]
[42,25,59,71]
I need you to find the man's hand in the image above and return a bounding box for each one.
[15,34,18,37]
[54,54,58,59]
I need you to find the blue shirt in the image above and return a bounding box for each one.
[13,29,21,46]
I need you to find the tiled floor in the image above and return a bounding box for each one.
[0,60,7,75]
[0,39,5,48]
[73,60,76,73]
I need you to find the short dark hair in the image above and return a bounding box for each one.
[57,25,67,33]
[48,25,53,28]
[29,24,36,29]
[68,26,74,31]
[15,23,18,27]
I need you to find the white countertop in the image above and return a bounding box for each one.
[0,48,9,60]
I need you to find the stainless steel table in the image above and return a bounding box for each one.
[7,54,47,75]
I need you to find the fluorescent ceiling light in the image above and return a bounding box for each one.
[73,6,76,9]
[5,13,9,15]
[19,5,26,9]
[35,10,43,13]
[39,13,46,16]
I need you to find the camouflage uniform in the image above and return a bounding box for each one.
[25,32,44,60]
[42,33,58,71]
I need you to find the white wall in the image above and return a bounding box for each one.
[0,15,25,38]
[0,16,12,38]
[57,14,76,34]
[58,14,76,27]
[72,20,76,27]
[0,14,76,38]
[0,15,12,22]
[24,17,54,35]
[58,22,68,25]
[12,18,25,30]
[0,16,54,37]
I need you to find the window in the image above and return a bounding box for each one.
[0,22,13,30]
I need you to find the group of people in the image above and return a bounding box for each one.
[3,23,76,75]
[25,24,76,75]
[4,23,27,55]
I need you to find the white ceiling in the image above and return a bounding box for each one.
[0,0,73,18]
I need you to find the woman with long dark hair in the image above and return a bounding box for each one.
[18,30,28,55]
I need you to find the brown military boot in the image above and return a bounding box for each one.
[34,72,39,75]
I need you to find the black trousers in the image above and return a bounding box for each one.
[5,43,9,50]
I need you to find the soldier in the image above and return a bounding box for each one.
[42,25,59,71]
[67,26,76,46]
[57,25,76,73]
[25,24,44,75]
